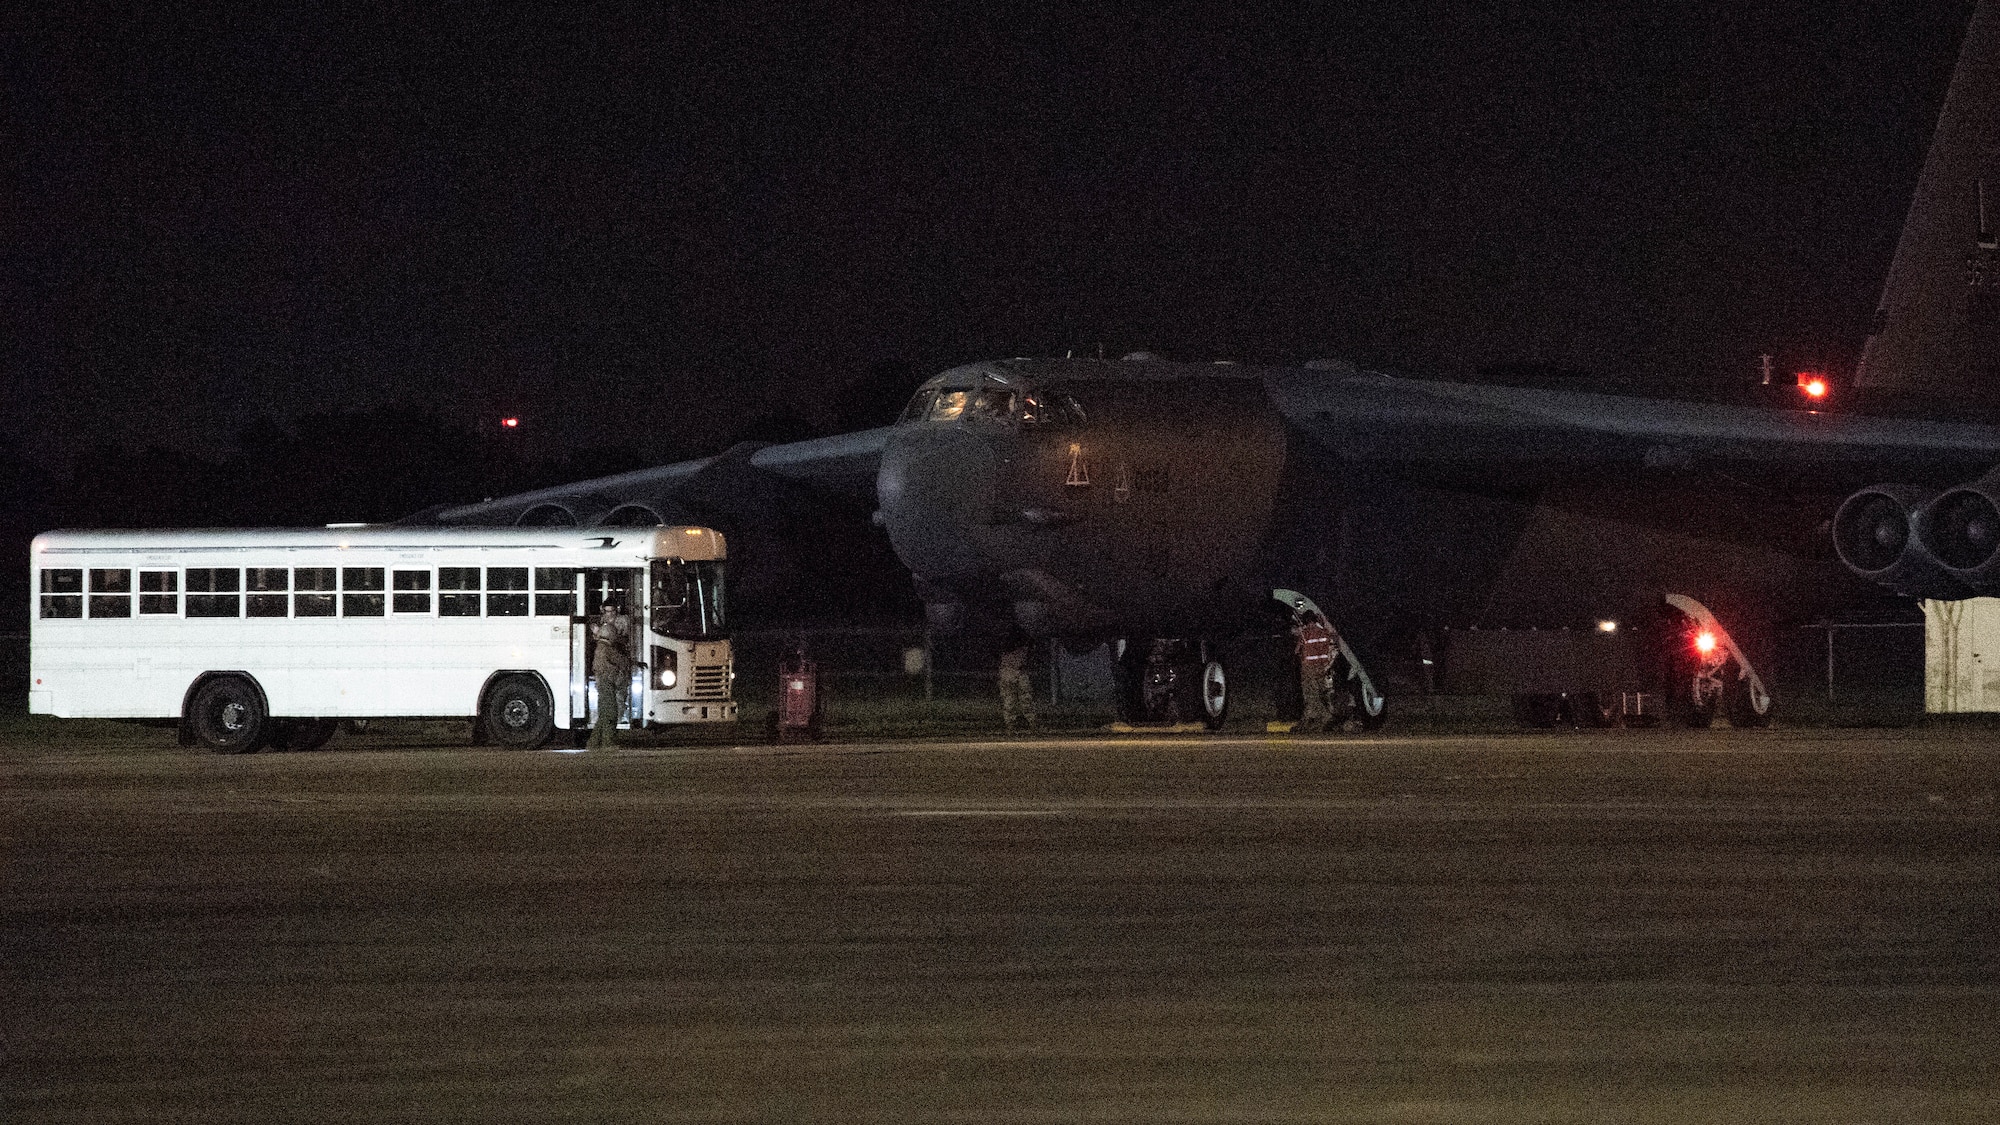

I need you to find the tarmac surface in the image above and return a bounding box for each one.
[4,725,1998,1123]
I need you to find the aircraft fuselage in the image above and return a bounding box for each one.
[876,358,1904,654]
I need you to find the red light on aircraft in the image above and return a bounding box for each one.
[1796,373,1828,399]
[1694,631,1718,655]
[501,416,520,428]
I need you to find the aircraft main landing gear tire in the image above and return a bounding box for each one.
[1115,639,1230,730]
[1677,664,1725,729]
[1197,655,1228,731]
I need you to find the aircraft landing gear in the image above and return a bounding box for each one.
[1683,662,1724,729]
[1275,589,1387,733]
[1196,645,1229,731]
[1342,650,1388,730]
[1114,638,1230,730]
[1664,594,1772,729]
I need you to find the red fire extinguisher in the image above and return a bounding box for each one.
[770,647,823,743]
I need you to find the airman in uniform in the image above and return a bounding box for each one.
[1293,600,1335,732]
[589,599,636,750]
[998,636,1036,731]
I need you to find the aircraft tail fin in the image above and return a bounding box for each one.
[1855,0,2000,394]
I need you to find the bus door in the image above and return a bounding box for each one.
[580,568,642,727]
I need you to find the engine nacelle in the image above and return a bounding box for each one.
[1832,484,1971,600]
[1916,466,2000,592]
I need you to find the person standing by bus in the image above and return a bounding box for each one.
[1292,599,1335,732]
[589,599,636,750]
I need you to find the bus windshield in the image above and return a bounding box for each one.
[650,559,726,638]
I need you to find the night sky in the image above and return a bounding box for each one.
[3,2,1977,467]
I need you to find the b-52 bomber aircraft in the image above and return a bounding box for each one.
[427,1,2000,729]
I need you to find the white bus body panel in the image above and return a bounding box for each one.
[28,526,732,725]
[30,615,570,719]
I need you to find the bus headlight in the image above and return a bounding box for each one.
[652,646,678,690]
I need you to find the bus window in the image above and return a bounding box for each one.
[650,559,726,638]
[295,568,336,616]
[534,567,575,616]
[186,568,241,618]
[393,570,432,614]
[247,567,289,617]
[439,567,480,616]
[342,568,385,617]
[39,569,82,619]
[486,567,529,616]
[139,570,178,615]
[89,569,131,618]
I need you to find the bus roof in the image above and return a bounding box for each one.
[31,525,726,562]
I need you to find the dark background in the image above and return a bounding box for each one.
[1,1,1981,625]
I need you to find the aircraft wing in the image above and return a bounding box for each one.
[1269,365,2000,466]
[428,427,891,527]
[419,426,897,617]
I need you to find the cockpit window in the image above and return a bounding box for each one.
[899,389,937,424]
[1020,389,1087,427]
[902,382,1081,427]
[931,389,970,421]
[967,389,1015,419]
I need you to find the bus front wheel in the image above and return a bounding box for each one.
[189,677,267,754]
[484,676,554,750]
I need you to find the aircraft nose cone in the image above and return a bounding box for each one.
[877,427,998,583]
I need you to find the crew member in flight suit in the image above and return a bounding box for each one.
[998,635,1037,731]
[589,599,637,750]
[1293,600,1335,732]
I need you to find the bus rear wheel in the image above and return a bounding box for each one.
[189,677,267,754]
[484,676,554,750]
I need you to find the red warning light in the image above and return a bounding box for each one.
[1694,631,1718,655]
[1796,373,1828,399]
[501,416,520,428]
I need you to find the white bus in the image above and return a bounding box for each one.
[28,525,736,752]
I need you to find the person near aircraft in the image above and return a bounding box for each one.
[998,633,1037,731]
[1292,599,1335,733]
